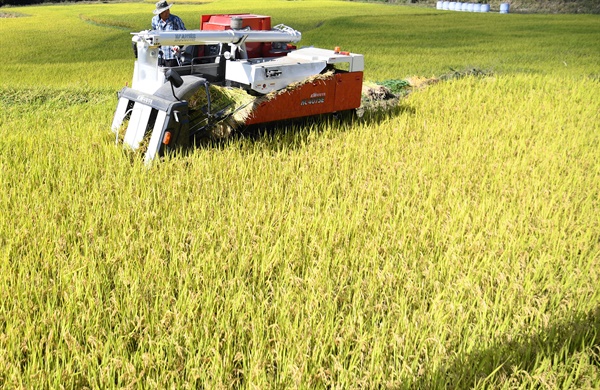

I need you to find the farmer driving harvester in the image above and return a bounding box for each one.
[151,1,186,67]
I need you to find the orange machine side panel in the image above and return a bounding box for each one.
[333,72,364,112]
[245,77,336,125]
[244,72,363,126]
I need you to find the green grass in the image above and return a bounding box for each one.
[1,0,599,388]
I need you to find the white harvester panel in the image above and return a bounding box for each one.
[111,97,130,133]
[123,103,154,149]
[225,56,327,94]
[144,110,169,164]
[224,47,365,94]
[287,47,365,72]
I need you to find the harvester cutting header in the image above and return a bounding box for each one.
[112,14,364,163]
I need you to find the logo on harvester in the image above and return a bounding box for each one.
[301,92,326,106]
[137,95,153,105]
[174,33,196,42]
[265,68,282,78]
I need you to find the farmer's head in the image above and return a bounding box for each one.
[154,1,173,21]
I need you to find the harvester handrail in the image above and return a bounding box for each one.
[135,28,302,48]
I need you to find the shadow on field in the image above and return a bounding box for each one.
[192,103,416,153]
[411,306,600,388]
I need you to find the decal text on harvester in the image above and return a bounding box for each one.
[301,92,326,106]
[137,95,153,105]
[174,33,196,42]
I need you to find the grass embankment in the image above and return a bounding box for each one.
[1,0,599,388]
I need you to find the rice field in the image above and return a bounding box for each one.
[0,0,599,388]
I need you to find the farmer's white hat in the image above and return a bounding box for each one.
[153,1,173,15]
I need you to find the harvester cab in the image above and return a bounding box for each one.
[111,14,364,163]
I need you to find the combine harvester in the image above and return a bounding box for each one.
[111,14,365,163]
